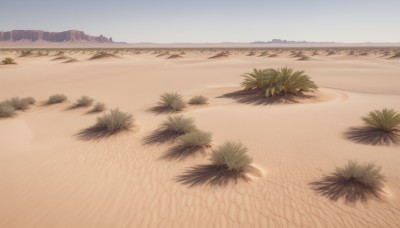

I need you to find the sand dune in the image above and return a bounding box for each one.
[1,49,400,227]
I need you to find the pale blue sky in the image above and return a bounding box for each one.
[1,0,399,43]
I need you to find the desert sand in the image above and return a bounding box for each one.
[0,48,400,227]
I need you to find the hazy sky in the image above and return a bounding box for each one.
[1,0,399,43]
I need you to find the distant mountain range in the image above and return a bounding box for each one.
[0,30,113,43]
[251,39,335,44]
[0,31,398,47]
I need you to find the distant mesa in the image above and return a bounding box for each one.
[0,30,113,43]
[251,39,335,44]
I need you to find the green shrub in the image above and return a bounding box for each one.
[0,103,16,117]
[189,95,208,105]
[160,115,197,135]
[210,141,253,172]
[2,57,16,65]
[91,102,106,112]
[264,67,318,97]
[76,96,94,107]
[362,108,400,133]
[158,92,186,112]
[94,109,134,133]
[241,67,318,97]
[241,68,275,90]
[336,161,384,191]
[179,131,212,148]
[48,94,67,104]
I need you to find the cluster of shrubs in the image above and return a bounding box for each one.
[0,65,396,201]
[155,93,253,175]
[151,114,254,182]
[0,97,35,117]
[47,94,106,113]
[1,93,108,119]
[241,67,318,97]
[157,92,208,112]
[319,96,396,201]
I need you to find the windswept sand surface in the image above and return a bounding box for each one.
[0,50,400,227]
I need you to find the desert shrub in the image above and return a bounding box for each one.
[310,160,385,203]
[241,68,277,90]
[76,96,94,107]
[209,52,229,59]
[264,67,317,97]
[19,50,32,57]
[189,95,208,105]
[241,67,318,97]
[0,103,16,117]
[179,131,212,148]
[2,57,16,65]
[94,109,134,133]
[335,161,384,190]
[51,55,70,61]
[167,54,183,59]
[297,55,310,61]
[210,141,253,172]
[92,102,106,112]
[362,108,400,133]
[158,92,186,112]
[22,97,36,105]
[160,115,197,135]
[5,97,30,110]
[89,52,117,60]
[48,94,67,104]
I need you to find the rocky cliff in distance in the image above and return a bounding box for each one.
[0,30,113,43]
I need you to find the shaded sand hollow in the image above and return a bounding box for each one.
[0,50,400,227]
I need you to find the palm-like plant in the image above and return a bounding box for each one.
[362,108,400,133]
[264,67,318,97]
[241,68,276,90]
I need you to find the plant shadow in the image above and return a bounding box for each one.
[176,164,250,187]
[217,89,314,105]
[142,129,181,145]
[345,127,400,145]
[64,104,88,111]
[309,173,384,204]
[161,145,208,161]
[85,110,103,115]
[148,106,178,115]
[75,126,130,141]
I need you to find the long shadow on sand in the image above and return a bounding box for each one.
[142,129,181,145]
[63,104,87,111]
[75,126,130,141]
[176,164,250,187]
[217,89,314,105]
[148,106,180,115]
[161,145,207,161]
[309,173,384,204]
[345,127,400,145]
